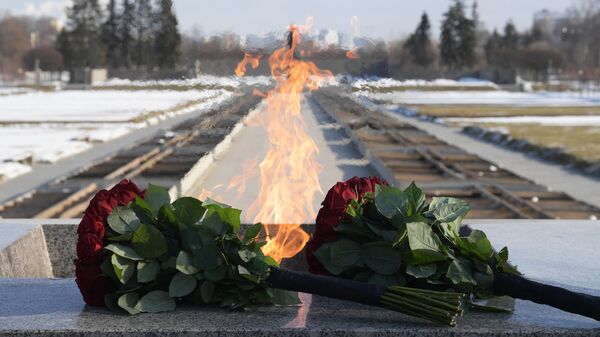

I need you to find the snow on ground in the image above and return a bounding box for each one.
[0,88,232,181]
[352,77,499,90]
[446,115,600,126]
[96,75,272,88]
[362,90,600,106]
[0,87,34,96]
[0,89,226,122]
[0,162,32,182]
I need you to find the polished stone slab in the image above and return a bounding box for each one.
[0,219,599,335]
[0,278,598,336]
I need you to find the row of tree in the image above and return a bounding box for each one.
[57,0,181,71]
[399,0,600,80]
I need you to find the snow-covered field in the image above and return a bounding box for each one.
[446,115,600,126]
[95,75,272,89]
[362,90,600,107]
[0,88,232,182]
[0,89,226,122]
[352,77,499,91]
[0,87,34,96]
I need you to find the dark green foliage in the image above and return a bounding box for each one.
[154,0,181,69]
[102,185,299,315]
[57,0,104,69]
[403,12,436,68]
[439,0,477,69]
[101,0,121,68]
[314,182,518,312]
[119,0,135,68]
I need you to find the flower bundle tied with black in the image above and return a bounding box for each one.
[75,179,465,326]
[306,176,600,323]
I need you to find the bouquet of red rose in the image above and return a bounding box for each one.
[306,176,600,322]
[75,179,464,325]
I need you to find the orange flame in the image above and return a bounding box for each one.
[235,23,333,263]
[235,53,260,77]
[252,88,267,98]
[346,49,359,59]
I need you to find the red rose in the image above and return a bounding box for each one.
[76,233,104,263]
[110,179,144,205]
[77,213,106,238]
[75,179,144,307]
[75,261,114,306]
[84,189,118,221]
[306,176,388,275]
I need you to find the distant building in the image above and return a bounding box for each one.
[533,9,569,37]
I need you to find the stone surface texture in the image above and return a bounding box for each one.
[0,219,599,336]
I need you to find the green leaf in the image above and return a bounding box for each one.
[117,293,141,315]
[202,212,226,236]
[137,260,160,283]
[427,197,470,223]
[203,264,227,281]
[404,182,426,215]
[172,197,205,226]
[203,200,242,233]
[132,223,167,259]
[243,223,262,243]
[180,229,208,252]
[403,249,448,265]
[106,206,141,235]
[105,243,143,261]
[406,222,442,252]
[238,265,259,283]
[176,251,199,275]
[214,207,241,233]
[145,184,171,216]
[134,290,176,313]
[447,260,477,286]
[131,196,155,224]
[263,256,279,267]
[374,186,408,219]
[458,230,494,261]
[313,244,347,275]
[334,217,374,238]
[238,249,257,263]
[157,204,177,227]
[107,232,133,242]
[470,296,515,313]
[328,239,362,267]
[497,247,509,263]
[362,242,402,275]
[111,254,135,284]
[193,244,222,270]
[269,288,301,305]
[169,272,197,297]
[406,263,437,278]
[200,281,215,303]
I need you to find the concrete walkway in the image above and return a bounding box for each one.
[189,94,377,223]
[0,104,221,204]
[379,108,600,208]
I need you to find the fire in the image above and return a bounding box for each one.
[346,49,359,59]
[234,53,260,77]
[235,22,332,263]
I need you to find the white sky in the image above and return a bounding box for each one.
[2,0,577,39]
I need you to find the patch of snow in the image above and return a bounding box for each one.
[446,115,600,126]
[0,87,34,95]
[97,75,272,88]
[0,89,225,122]
[0,162,32,181]
[363,90,600,107]
[352,77,499,90]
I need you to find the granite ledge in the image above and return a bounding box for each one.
[0,279,598,337]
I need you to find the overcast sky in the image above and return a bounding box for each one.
[2,0,576,39]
